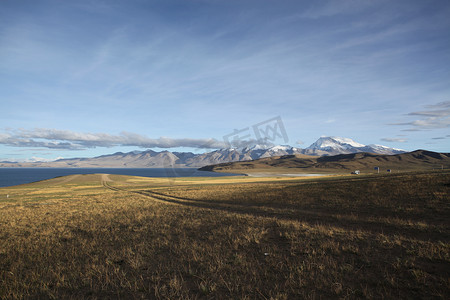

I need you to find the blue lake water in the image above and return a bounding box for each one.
[0,168,240,187]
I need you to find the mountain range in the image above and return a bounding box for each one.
[199,150,450,174]
[0,136,406,168]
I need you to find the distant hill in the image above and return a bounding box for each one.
[199,150,450,174]
[0,136,407,168]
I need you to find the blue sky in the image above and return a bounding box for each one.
[1,0,449,161]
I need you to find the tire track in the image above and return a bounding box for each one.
[101,177,442,241]
[102,179,357,223]
[102,178,282,216]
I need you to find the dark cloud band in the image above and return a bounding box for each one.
[0,129,226,150]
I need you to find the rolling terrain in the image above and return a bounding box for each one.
[0,171,449,298]
[199,150,450,174]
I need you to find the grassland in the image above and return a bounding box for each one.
[0,171,449,299]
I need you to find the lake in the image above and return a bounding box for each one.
[0,168,240,187]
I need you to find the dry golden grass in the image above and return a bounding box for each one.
[0,171,449,299]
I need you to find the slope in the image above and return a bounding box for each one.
[199,150,450,174]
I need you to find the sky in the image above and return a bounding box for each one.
[1,0,449,162]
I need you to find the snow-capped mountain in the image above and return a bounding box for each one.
[303,136,405,156]
[307,136,365,150]
[183,145,304,167]
[0,136,406,168]
[258,145,302,158]
[363,144,406,155]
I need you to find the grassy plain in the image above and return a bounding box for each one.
[0,171,449,299]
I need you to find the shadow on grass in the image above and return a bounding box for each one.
[103,175,449,242]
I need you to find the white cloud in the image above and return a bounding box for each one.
[0,128,227,150]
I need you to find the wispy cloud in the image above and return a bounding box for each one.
[408,101,450,117]
[300,0,379,19]
[0,129,226,150]
[381,137,407,143]
[401,128,421,132]
[390,101,450,130]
